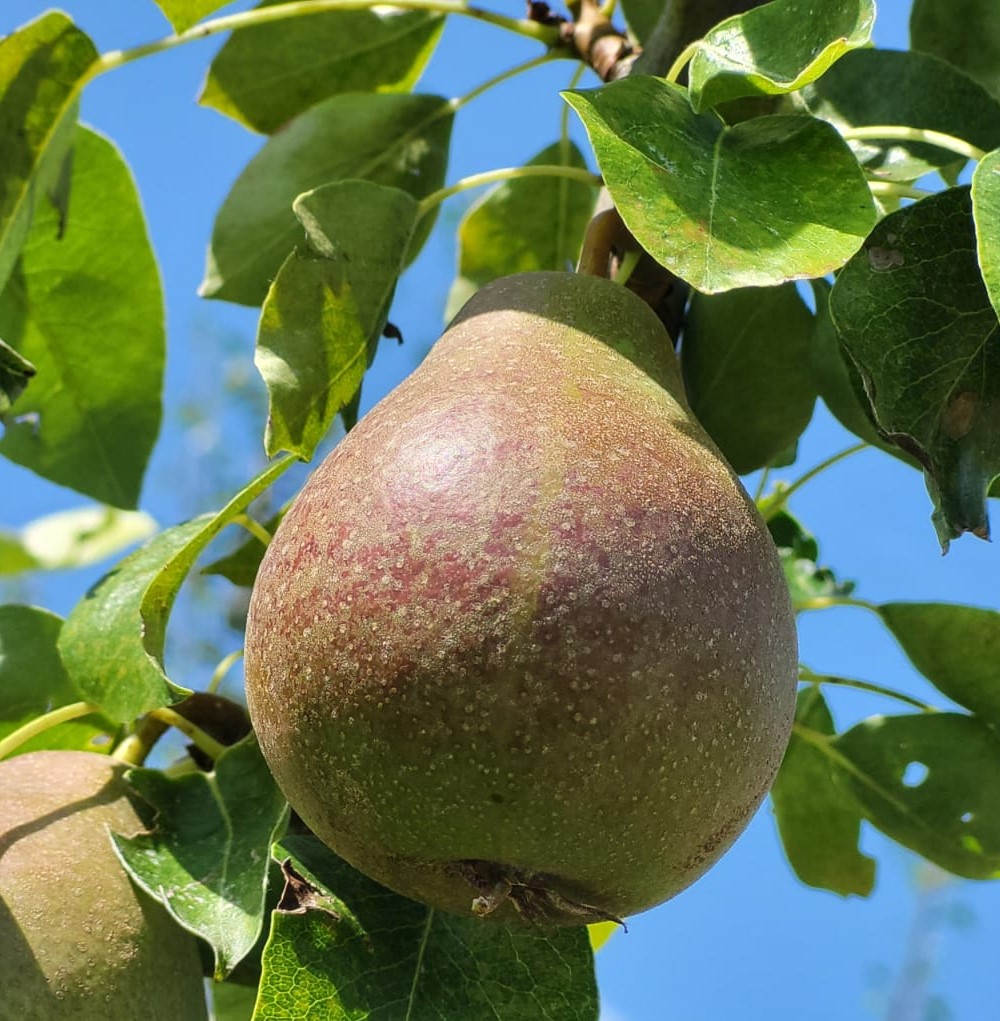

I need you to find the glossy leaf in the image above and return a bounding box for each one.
[834,713,1000,879]
[201,3,444,133]
[446,140,599,320]
[764,508,854,609]
[829,186,1000,548]
[771,687,875,896]
[911,0,1000,99]
[257,181,418,459]
[0,126,165,509]
[0,506,156,577]
[58,457,293,721]
[202,92,453,306]
[973,148,1000,322]
[0,338,35,414]
[153,0,232,31]
[563,78,875,293]
[879,602,1000,727]
[0,605,113,755]
[114,735,288,979]
[799,48,1000,182]
[688,0,875,113]
[254,835,599,1021]
[0,11,96,293]
[681,283,816,473]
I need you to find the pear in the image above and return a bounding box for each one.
[244,271,798,925]
[0,750,208,1020]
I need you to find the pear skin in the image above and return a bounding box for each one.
[245,271,798,925]
[0,751,208,1020]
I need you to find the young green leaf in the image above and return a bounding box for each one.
[0,339,35,415]
[0,11,96,293]
[878,602,1000,728]
[765,508,854,609]
[973,148,1000,322]
[771,687,876,897]
[833,712,1000,880]
[153,0,233,32]
[798,49,1000,182]
[254,835,599,1021]
[58,457,293,722]
[0,605,114,755]
[563,78,875,293]
[829,186,1000,548]
[911,0,1000,99]
[688,0,875,113]
[200,3,445,134]
[113,735,289,980]
[680,283,816,473]
[446,140,599,321]
[201,92,454,306]
[256,181,419,460]
[0,125,165,509]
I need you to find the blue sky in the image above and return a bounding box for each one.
[3,3,1000,1019]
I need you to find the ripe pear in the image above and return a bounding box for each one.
[0,750,208,1020]
[245,271,798,925]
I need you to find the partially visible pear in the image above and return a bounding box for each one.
[0,750,208,1020]
[245,271,798,925]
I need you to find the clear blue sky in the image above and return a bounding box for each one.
[3,3,999,1019]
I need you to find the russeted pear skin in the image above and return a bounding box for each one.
[245,271,798,925]
[0,751,208,1021]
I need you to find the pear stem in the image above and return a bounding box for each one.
[148,708,228,761]
[231,513,273,548]
[0,701,102,760]
[208,649,246,695]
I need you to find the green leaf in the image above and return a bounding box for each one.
[563,78,875,293]
[153,0,234,32]
[0,125,165,509]
[878,602,1000,727]
[254,835,599,1021]
[688,0,875,113]
[58,457,293,721]
[973,148,1000,324]
[212,982,258,1021]
[202,507,286,587]
[257,181,419,459]
[911,0,1000,99]
[798,48,1000,182]
[0,605,114,755]
[764,508,854,609]
[680,283,816,473]
[446,141,599,321]
[771,687,875,897]
[201,92,454,306]
[0,338,35,415]
[0,11,97,293]
[829,186,1000,548]
[833,713,1000,879]
[113,735,289,980]
[0,506,156,576]
[200,3,445,134]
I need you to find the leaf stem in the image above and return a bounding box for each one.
[0,701,101,760]
[758,442,867,519]
[842,125,986,163]
[451,51,560,112]
[416,165,602,219]
[613,248,641,285]
[664,40,700,84]
[148,707,228,761]
[208,649,245,695]
[231,513,273,548]
[800,665,936,712]
[869,181,934,202]
[795,594,880,614]
[93,0,559,78]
